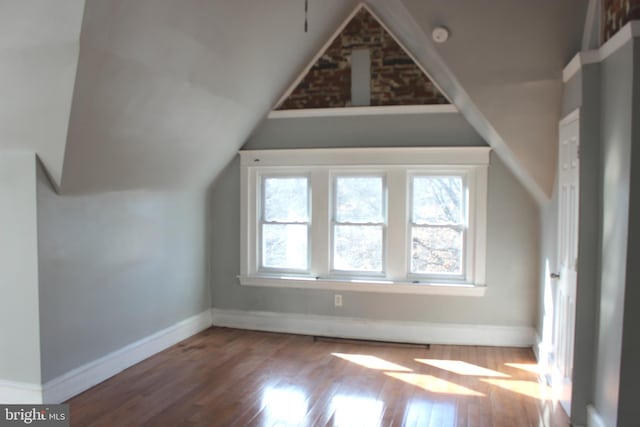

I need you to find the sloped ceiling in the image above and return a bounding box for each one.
[60,0,359,193]
[368,0,586,201]
[1,1,587,200]
[0,0,84,188]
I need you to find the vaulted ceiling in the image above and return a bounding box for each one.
[0,0,587,200]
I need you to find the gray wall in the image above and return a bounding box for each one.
[210,114,540,328]
[554,64,603,425]
[36,162,210,382]
[594,42,633,427]
[0,153,41,384]
[245,113,487,149]
[617,39,640,425]
[572,62,602,426]
[553,38,640,427]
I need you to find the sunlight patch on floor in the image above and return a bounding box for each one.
[385,372,484,396]
[332,353,412,371]
[480,379,554,400]
[261,386,308,425]
[505,362,542,375]
[416,359,510,377]
[331,394,384,427]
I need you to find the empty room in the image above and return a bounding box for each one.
[1,1,639,426]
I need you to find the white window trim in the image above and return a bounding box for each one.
[239,147,490,296]
[407,172,469,282]
[258,173,311,274]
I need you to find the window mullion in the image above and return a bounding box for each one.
[310,169,329,277]
[387,168,407,280]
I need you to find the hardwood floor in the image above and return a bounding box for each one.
[67,327,569,427]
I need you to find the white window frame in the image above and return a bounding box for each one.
[407,171,469,282]
[258,173,311,274]
[330,172,387,277]
[239,147,489,296]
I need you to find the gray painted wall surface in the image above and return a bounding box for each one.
[616,39,640,427]
[561,71,582,118]
[595,42,633,427]
[36,163,210,382]
[537,174,557,347]
[0,153,41,384]
[570,63,601,426]
[552,38,640,427]
[550,65,603,426]
[245,113,487,150]
[211,114,539,328]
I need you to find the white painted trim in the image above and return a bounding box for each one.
[562,50,600,83]
[240,148,490,289]
[41,310,212,403]
[272,2,453,110]
[564,21,640,82]
[587,405,608,427]
[210,309,536,347]
[599,21,640,61]
[532,333,541,362]
[268,104,458,119]
[238,275,486,296]
[240,147,491,167]
[560,108,580,127]
[0,380,43,404]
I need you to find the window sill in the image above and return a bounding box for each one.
[237,275,486,297]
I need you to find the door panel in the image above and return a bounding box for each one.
[554,114,579,415]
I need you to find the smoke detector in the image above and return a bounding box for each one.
[432,26,449,43]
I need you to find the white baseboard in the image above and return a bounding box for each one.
[210,309,535,347]
[42,309,212,403]
[587,405,608,427]
[0,380,43,404]
[533,333,542,361]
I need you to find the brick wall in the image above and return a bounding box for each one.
[277,8,448,110]
[604,0,640,41]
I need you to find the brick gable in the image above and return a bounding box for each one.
[276,7,449,110]
[604,0,640,41]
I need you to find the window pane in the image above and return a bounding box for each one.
[264,177,308,222]
[412,176,463,225]
[411,226,462,275]
[262,224,308,270]
[333,225,383,272]
[335,176,384,223]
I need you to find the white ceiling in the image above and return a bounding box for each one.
[0,0,587,200]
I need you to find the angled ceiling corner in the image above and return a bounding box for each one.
[364,0,586,204]
[0,0,85,192]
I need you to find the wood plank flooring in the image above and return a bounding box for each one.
[67,327,569,427]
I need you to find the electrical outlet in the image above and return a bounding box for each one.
[334,294,343,307]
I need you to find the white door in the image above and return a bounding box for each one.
[554,112,579,415]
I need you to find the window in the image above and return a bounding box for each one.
[332,175,386,273]
[260,176,309,272]
[410,175,465,278]
[240,147,490,296]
